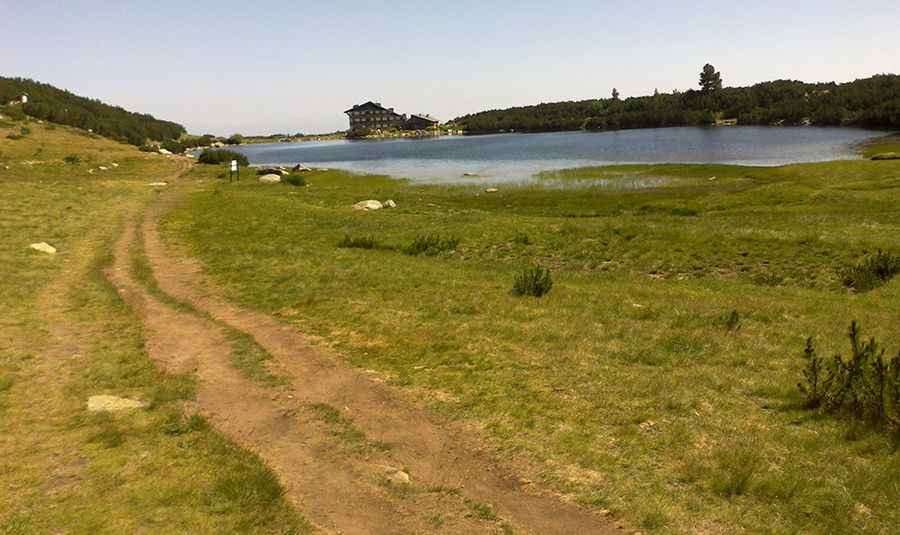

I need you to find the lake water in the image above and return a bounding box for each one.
[225,127,881,184]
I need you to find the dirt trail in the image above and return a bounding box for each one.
[108,170,621,534]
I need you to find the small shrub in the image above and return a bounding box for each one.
[197,149,249,166]
[512,232,531,245]
[798,321,900,437]
[512,267,553,297]
[840,250,900,293]
[19,126,30,136]
[715,310,742,333]
[5,133,22,140]
[338,235,377,249]
[710,446,761,497]
[284,174,306,186]
[63,154,81,164]
[403,234,459,256]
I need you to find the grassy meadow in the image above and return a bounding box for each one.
[163,150,900,534]
[0,120,309,534]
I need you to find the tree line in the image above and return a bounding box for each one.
[453,69,900,134]
[0,77,185,145]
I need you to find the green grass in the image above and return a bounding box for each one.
[0,121,310,534]
[163,156,900,534]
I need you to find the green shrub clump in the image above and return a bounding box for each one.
[284,174,306,187]
[198,149,249,166]
[840,250,900,293]
[799,321,900,437]
[337,235,377,249]
[512,267,553,297]
[403,234,459,256]
[63,154,80,164]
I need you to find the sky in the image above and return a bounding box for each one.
[3,1,899,135]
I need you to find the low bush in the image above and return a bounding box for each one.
[338,235,377,249]
[284,174,306,187]
[715,310,742,333]
[512,232,531,245]
[512,267,553,297]
[403,234,459,256]
[63,154,80,164]
[798,321,900,437]
[840,250,900,292]
[198,149,249,166]
[6,133,23,140]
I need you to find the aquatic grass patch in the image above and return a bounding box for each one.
[512,267,553,297]
[799,322,900,438]
[338,234,377,249]
[840,249,900,293]
[403,234,459,256]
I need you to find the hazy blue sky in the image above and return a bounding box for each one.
[3,1,898,135]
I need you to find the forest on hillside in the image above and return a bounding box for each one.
[453,71,900,134]
[0,77,185,145]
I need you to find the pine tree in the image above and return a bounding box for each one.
[700,64,723,93]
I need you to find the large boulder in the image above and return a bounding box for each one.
[258,174,282,184]
[257,167,289,176]
[353,200,383,211]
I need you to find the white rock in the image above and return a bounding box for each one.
[485,188,499,193]
[258,174,282,184]
[111,162,119,167]
[353,200,383,211]
[385,470,411,485]
[384,199,397,208]
[30,242,57,254]
[87,394,146,412]
[158,148,173,155]
[146,182,168,187]
[98,166,108,171]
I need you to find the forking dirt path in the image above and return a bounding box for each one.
[105,166,622,535]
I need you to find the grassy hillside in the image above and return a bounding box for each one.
[0,77,185,145]
[165,152,900,534]
[0,118,309,533]
[455,74,900,133]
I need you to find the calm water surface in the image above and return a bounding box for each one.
[226,127,881,184]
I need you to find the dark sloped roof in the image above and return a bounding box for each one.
[408,113,439,123]
[344,101,400,115]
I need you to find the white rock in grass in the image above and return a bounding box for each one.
[146,182,168,187]
[99,166,108,171]
[158,148,173,155]
[353,200,383,211]
[87,395,146,412]
[258,174,282,184]
[30,242,57,254]
[485,188,499,193]
[384,199,397,208]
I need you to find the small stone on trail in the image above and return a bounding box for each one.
[386,469,411,485]
[485,188,499,193]
[258,174,282,184]
[87,394,146,412]
[353,200,383,211]
[30,242,57,254]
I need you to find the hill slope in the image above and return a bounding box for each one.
[454,74,900,134]
[0,76,185,145]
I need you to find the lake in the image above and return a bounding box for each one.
[225,127,882,184]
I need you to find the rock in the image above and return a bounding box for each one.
[30,242,57,254]
[111,162,119,167]
[871,152,900,161]
[158,148,172,155]
[258,174,282,184]
[292,163,312,172]
[98,166,108,171]
[384,199,397,208]
[485,188,499,193]
[87,394,146,412]
[257,167,288,176]
[463,172,479,177]
[353,200,383,211]
[385,470,411,485]
[146,182,168,187]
